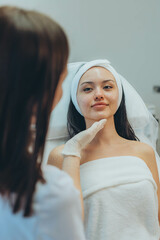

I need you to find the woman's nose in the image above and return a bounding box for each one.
[94,88,104,100]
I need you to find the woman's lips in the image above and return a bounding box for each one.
[92,103,108,108]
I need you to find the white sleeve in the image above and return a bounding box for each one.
[34,165,86,240]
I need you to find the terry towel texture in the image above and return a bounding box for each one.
[80,156,159,240]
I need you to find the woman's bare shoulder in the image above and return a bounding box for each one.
[131,142,160,222]
[129,141,155,157]
[130,141,159,183]
[47,144,65,169]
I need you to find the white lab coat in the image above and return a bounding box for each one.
[0,165,85,240]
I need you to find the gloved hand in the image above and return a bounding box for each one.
[62,119,107,158]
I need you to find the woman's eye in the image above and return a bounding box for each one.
[83,87,92,92]
[104,85,112,89]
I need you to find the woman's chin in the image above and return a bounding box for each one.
[88,115,109,122]
[93,112,109,120]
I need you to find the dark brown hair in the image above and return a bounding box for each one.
[67,90,139,141]
[0,6,69,216]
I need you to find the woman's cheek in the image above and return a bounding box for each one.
[78,96,90,114]
[107,90,119,102]
[110,96,119,113]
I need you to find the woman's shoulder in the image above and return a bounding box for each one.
[129,140,153,151]
[126,140,156,166]
[129,141,159,185]
[48,144,65,169]
[117,139,155,161]
[129,141,155,158]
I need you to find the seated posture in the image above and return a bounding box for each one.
[49,59,160,240]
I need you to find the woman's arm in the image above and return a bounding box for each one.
[48,145,64,169]
[63,155,84,220]
[138,143,160,224]
[146,149,160,224]
[48,145,84,220]
[48,119,107,221]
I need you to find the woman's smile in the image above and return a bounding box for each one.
[92,102,109,109]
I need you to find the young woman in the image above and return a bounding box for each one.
[0,6,91,240]
[49,59,160,239]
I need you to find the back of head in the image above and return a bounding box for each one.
[0,6,69,216]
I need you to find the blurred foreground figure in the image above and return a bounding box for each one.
[0,6,85,240]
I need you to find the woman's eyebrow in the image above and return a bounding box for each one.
[80,79,115,86]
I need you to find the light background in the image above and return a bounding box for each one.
[0,0,160,151]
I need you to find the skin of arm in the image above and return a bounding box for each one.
[48,145,84,220]
[136,142,160,224]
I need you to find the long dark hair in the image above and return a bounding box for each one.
[67,90,139,141]
[0,6,69,216]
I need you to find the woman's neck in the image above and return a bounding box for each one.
[85,116,122,146]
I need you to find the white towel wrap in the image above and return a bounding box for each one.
[80,156,159,240]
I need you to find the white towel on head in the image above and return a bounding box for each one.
[80,156,159,240]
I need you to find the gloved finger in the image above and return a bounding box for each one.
[87,119,107,135]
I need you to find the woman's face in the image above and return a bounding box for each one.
[77,67,119,121]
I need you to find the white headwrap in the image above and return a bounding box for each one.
[70,59,160,175]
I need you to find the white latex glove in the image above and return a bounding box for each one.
[62,119,107,158]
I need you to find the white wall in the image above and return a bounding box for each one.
[0,0,160,150]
